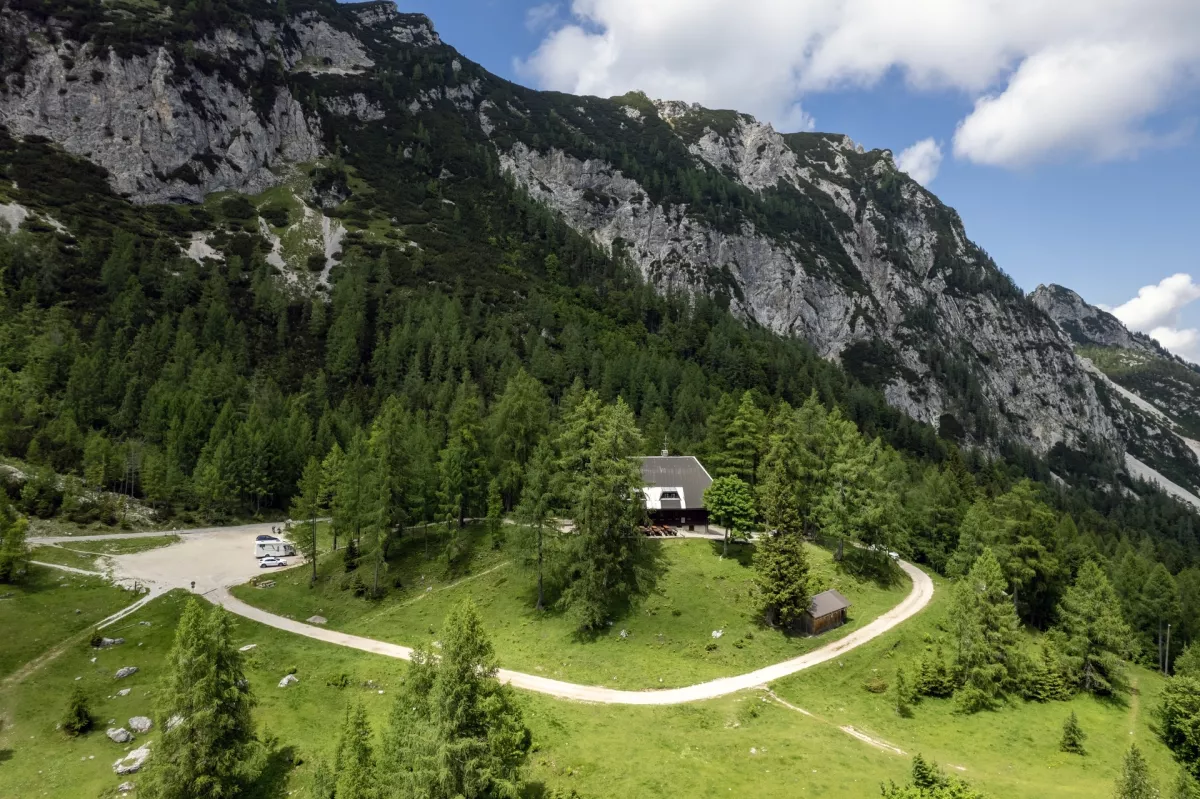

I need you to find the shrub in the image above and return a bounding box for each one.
[864,676,889,694]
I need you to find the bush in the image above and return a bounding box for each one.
[327,673,350,688]
[61,686,92,736]
[864,676,889,694]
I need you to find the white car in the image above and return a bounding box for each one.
[259,557,288,568]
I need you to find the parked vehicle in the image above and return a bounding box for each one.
[259,557,287,568]
[255,534,279,542]
[254,540,296,558]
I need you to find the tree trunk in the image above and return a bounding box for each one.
[723,529,729,558]
[536,523,544,611]
[310,517,317,587]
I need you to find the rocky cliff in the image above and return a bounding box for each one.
[0,0,1125,460]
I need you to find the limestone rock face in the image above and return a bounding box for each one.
[1029,285,1162,355]
[499,128,1119,456]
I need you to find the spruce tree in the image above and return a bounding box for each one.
[1170,768,1200,799]
[1113,745,1160,799]
[333,702,377,799]
[1059,711,1086,755]
[952,548,1025,713]
[487,368,550,509]
[439,375,486,527]
[721,391,765,484]
[754,530,810,631]
[142,601,259,799]
[916,646,955,699]
[1053,560,1131,696]
[60,685,92,736]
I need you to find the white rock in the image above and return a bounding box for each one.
[114,667,138,679]
[238,644,257,652]
[306,616,327,625]
[128,716,153,734]
[118,782,135,794]
[278,674,299,688]
[711,630,724,639]
[113,744,151,775]
[107,728,133,744]
[117,688,131,697]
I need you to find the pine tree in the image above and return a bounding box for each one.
[333,702,377,799]
[1053,560,1131,696]
[60,685,92,736]
[952,548,1025,713]
[1059,711,1086,755]
[704,475,755,557]
[1112,745,1160,799]
[893,667,915,718]
[143,601,259,799]
[381,600,530,798]
[754,530,810,631]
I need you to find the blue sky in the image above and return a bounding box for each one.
[404,1,1200,359]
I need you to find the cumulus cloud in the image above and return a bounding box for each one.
[524,3,560,32]
[518,0,1200,167]
[895,138,943,185]
[1110,273,1200,363]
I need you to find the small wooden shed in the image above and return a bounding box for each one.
[802,589,851,635]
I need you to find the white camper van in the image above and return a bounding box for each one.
[254,538,296,558]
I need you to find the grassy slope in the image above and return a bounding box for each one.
[231,529,908,689]
[0,565,134,679]
[0,575,1183,799]
[68,536,181,556]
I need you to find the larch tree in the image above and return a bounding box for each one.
[334,431,371,551]
[332,702,378,799]
[142,601,260,799]
[320,442,344,551]
[951,548,1025,713]
[515,443,556,611]
[487,367,551,510]
[1140,563,1183,675]
[704,475,755,557]
[382,599,530,799]
[292,456,324,586]
[1053,560,1131,696]
[439,375,485,527]
[721,391,765,485]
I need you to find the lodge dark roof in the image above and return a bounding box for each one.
[638,455,713,511]
[807,589,851,618]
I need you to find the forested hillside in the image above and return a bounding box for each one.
[0,0,1199,692]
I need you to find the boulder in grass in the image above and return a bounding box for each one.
[278,674,299,688]
[113,744,150,774]
[117,688,131,697]
[106,728,133,744]
[117,782,135,794]
[114,666,138,679]
[306,616,327,625]
[128,716,152,734]
[238,644,257,652]
[95,637,125,648]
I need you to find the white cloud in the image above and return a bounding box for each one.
[524,3,560,33]
[1110,273,1200,363]
[518,0,1200,167]
[895,138,943,185]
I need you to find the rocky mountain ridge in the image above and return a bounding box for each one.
[0,0,1136,466]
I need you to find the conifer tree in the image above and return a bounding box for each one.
[893,667,915,718]
[293,456,323,586]
[1140,564,1183,675]
[1170,768,1200,799]
[1177,642,1200,678]
[1113,745,1160,799]
[557,398,647,630]
[1059,711,1086,754]
[704,475,755,557]
[0,494,28,583]
[1053,560,1131,696]
[439,375,485,527]
[754,530,810,630]
[516,443,556,610]
[487,368,550,509]
[143,601,259,799]
[321,442,345,551]
[915,646,955,699]
[334,431,371,550]
[382,600,530,798]
[952,548,1025,712]
[60,685,92,736]
[333,702,377,799]
[721,391,764,484]
[1157,675,1200,779]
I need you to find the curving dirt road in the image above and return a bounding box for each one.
[31,523,935,705]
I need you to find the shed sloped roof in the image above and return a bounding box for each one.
[807,589,851,618]
[638,456,713,510]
